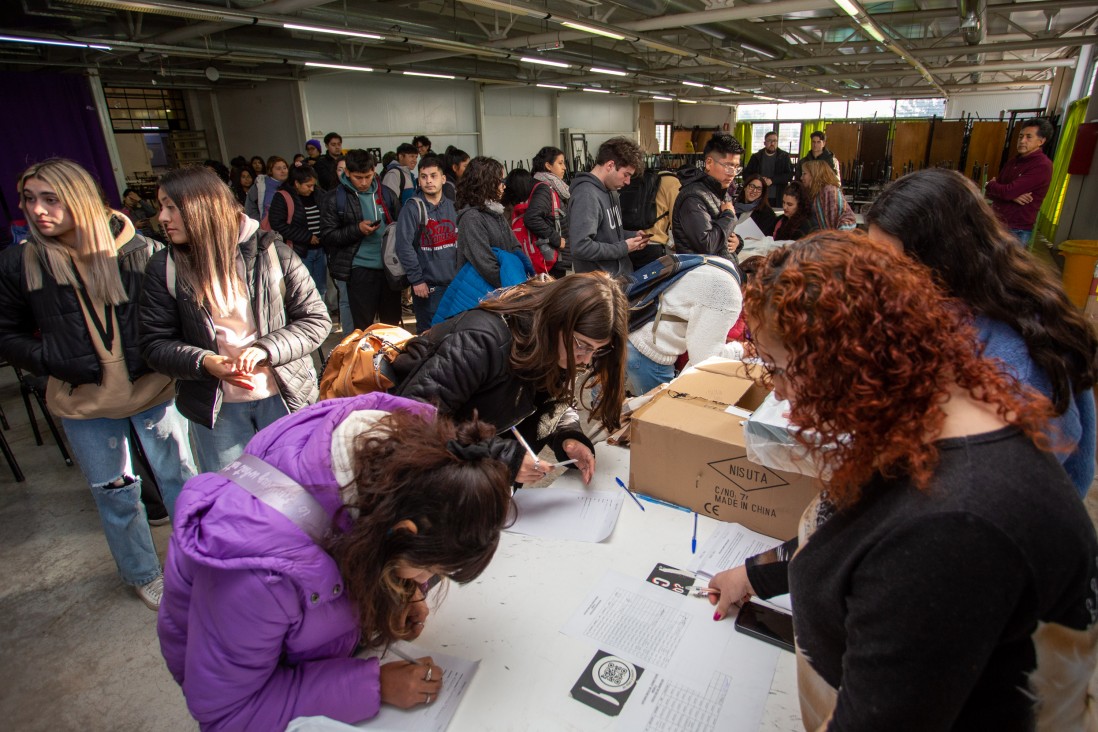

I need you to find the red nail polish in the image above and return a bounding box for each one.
[713,611,720,621]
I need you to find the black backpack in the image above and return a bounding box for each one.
[619,170,675,231]
[627,253,741,332]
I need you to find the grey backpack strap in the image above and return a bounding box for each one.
[219,453,331,543]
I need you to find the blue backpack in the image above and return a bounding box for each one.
[431,247,535,326]
[628,253,741,332]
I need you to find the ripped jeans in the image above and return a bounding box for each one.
[61,399,196,586]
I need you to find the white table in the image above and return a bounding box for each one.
[415,445,802,731]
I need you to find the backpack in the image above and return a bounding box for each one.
[511,183,560,275]
[260,190,294,240]
[619,170,675,231]
[627,253,741,332]
[382,198,428,290]
[255,176,270,230]
[318,323,415,400]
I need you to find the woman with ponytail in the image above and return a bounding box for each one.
[158,393,514,732]
[0,158,196,610]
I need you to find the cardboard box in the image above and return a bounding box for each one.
[628,358,820,539]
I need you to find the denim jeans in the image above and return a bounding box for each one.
[301,247,328,299]
[1008,228,1032,247]
[412,284,447,334]
[334,279,354,335]
[626,340,675,396]
[62,399,196,586]
[190,394,289,472]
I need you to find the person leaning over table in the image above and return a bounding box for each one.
[158,392,515,731]
[707,231,1098,730]
[390,272,629,486]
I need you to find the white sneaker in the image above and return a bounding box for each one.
[135,574,164,611]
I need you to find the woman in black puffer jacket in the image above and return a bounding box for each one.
[140,166,330,472]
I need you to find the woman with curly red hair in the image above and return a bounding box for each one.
[708,231,1098,730]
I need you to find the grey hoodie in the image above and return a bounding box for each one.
[567,172,637,277]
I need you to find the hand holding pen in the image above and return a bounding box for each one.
[702,564,756,621]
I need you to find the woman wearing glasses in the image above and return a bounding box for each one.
[391,272,628,485]
[733,174,778,237]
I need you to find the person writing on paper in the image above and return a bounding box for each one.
[158,393,515,731]
[391,272,628,485]
[706,232,1098,729]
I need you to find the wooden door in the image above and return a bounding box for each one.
[928,121,965,170]
[890,122,930,179]
[824,122,860,178]
[859,122,891,182]
[966,122,1009,181]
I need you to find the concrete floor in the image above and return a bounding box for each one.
[2,363,1098,731]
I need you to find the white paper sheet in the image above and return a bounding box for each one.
[733,214,766,242]
[285,642,478,732]
[560,570,780,731]
[505,487,625,542]
[688,521,792,613]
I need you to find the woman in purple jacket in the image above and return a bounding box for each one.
[158,393,514,731]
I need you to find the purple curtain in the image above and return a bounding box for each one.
[0,71,119,248]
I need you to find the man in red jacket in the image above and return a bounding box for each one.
[986,118,1054,246]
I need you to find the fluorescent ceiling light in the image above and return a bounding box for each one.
[711,85,732,93]
[583,87,611,94]
[642,39,694,57]
[561,21,626,41]
[740,43,776,59]
[537,83,568,89]
[590,66,628,77]
[678,99,698,104]
[141,125,160,129]
[652,96,673,101]
[283,24,382,40]
[0,34,111,51]
[682,80,705,88]
[833,0,860,18]
[521,56,571,68]
[861,23,886,43]
[305,62,374,72]
[814,87,832,94]
[405,71,456,79]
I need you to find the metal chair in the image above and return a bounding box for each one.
[10,364,73,467]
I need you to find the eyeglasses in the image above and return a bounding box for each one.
[573,334,612,358]
[717,161,743,174]
[745,183,763,191]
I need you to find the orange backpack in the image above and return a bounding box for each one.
[318,323,415,400]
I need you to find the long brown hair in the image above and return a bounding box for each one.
[744,231,1055,509]
[479,272,629,431]
[328,411,513,649]
[801,159,839,202]
[20,158,129,306]
[456,156,504,210]
[158,166,243,316]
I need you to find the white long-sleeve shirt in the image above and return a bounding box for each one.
[628,266,744,366]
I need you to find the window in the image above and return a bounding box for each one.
[778,102,821,120]
[737,104,777,121]
[847,99,896,118]
[895,98,946,118]
[776,123,801,156]
[751,125,775,152]
[104,87,189,132]
[655,123,672,153]
[821,101,848,119]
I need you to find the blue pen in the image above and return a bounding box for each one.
[614,477,646,512]
[692,513,698,554]
[634,493,692,513]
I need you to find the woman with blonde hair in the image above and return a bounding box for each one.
[140,165,330,473]
[800,158,856,231]
[0,158,196,610]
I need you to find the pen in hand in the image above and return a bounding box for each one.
[691,587,720,598]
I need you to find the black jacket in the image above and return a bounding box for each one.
[390,308,593,480]
[797,147,839,179]
[743,148,794,205]
[268,184,319,259]
[0,214,157,386]
[523,183,572,272]
[139,228,330,429]
[671,169,737,257]
[314,154,339,192]
[319,180,390,282]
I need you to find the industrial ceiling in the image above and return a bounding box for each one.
[2,0,1094,103]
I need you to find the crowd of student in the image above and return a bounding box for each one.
[0,115,1094,730]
